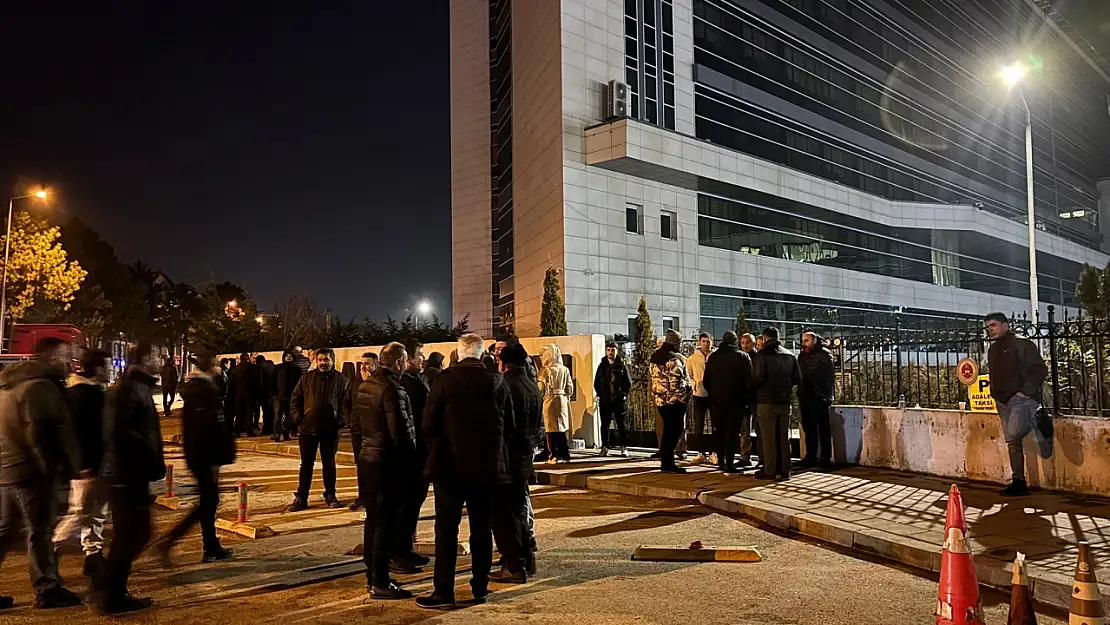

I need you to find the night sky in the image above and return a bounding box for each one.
[0,2,450,322]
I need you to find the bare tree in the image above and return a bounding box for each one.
[274,295,320,349]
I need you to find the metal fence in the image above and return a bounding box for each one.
[833,305,1110,418]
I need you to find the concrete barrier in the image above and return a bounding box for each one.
[832,406,1110,497]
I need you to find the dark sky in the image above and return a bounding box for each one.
[0,2,450,322]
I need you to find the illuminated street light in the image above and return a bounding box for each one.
[255,315,264,324]
[999,62,1038,322]
[418,301,432,315]
[227,299,238,308]
[1,188,51,353]
[1000,63,1026,88]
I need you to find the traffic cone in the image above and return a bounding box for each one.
[1007,552,1036,625]
[1070,541,1105,625]
[936,484,985,625]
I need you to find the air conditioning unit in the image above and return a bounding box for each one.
[606,79,628,120]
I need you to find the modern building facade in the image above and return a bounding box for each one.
[450,0,1110,341]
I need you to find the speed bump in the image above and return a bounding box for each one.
[632,543,762,563]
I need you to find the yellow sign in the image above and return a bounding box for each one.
[968,375,996,412]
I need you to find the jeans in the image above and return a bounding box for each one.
[432,482,494,601]
[599,402,628,448]
[492,480,529,573]
[800,396,833,463]
[655,410,687,455]
[165,465,220,552]
[712,404,752,468]
[296,434,339,500]
[997,394,1051,481]
[757,404,791,477]
[103,481,151,598]
[657,403,688,469]
[0,479,65,593]
[275,399,292,435]
[358,461,399,588]
[546,432,570,461]
[691,396,712,454]
[54,476,107,556]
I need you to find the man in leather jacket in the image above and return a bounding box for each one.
[286,347,352,512]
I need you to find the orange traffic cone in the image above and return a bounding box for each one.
[1070,541,1105,625]
[936,484,985,625]
[1007,552,1036,625]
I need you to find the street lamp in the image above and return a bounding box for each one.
[1,189,49,353]
[1000,62,1038,323]
[416,300,432,326]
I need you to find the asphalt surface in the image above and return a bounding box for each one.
[0,453,1070,624]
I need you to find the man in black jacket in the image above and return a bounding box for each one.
[158,351,234,565]
[54,349,111,578]
[594,342,632,457]
[272,350,302,442]
[287,347,351,512]
[703,332,754,473]
[395,339,430,568]
[416,333,514,610]
[798,332,836,471]
[348,351,378,512]
[492,343,542,583]
[96,341,163,615]
[986,312,1051,497]
[751,328,801,482]
[0,337,82,610]
[353,342,415,600]
[229,353,261,436]
[255,355,276,436]
[159,357,178,417]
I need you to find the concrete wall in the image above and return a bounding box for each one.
[227,334,607,447]
[832,406,1110,497]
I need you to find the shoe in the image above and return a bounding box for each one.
[709,453,718,465]
[371,582,413,600]
[599,447,609,457]
[734,457,752,468]
[775,473,791,482]
[203,547,234,563]
[285,496,308,513]
[466,587,489,604]
[676,452,688,461]
[525,552,537,576]
[619,447,628,457]
[490,567,528,584]
[83,552,108,577]
[661,465,687,474]
[797,457,818,468]
[389,557,422,574]
[0,596,12,610]
[33,586,82,609]
[97,593,154,615]
[349,498,364,511]
[1001,480,1031,497]
[270,434,282,442]
[753,471,775,481]
[416,593,457,610]
[545,458,557,465]
[323,495,344,509]
[691,453,706,465]
[282,433,292,441]
[401,551,431,566]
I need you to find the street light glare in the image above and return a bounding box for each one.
[1001,63,1026,87]
[227,299,238,308]
[34,190,47,199]
[417,301,432,315]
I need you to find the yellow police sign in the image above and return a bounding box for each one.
[968,375,996,412]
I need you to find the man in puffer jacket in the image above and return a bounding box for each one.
[650,329,692,474]
[751,327,801,482]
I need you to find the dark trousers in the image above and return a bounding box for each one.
[0,479,64,594]
[395,459,428,557]
[165,465,220,552]
[358,461,399,588]
[800,397,833,463]
[691,396,712,454]
[350,432,363,503]
[234,397,258,434]
[275,399,292,435]
[259,396,275,435]
[103,481,151,598]
[162,389,176,415]
[296,434,339,500]
[546,432,570,461]
[433,482,494,601]
[757,404,791,477]
[713,404,753,468]
[658,403,687,469]
[599,402,628,448]
[492,480,529,573]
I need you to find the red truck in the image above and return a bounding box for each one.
[0,323,85,368]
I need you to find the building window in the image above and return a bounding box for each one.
[662,316,677,333]
[628,315,639,340]
[661,210,677,239]
[626,203,644,234]
[625,0,675,130]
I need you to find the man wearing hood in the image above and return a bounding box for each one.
[0,337,82,610]
[650,329,693,474]
[798,332,835,470]
[751,327,801,481]
[272,350,302,442]
[538,344,573,464]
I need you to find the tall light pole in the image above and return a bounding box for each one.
[1002,63,1039,323]
[1,190,48,353]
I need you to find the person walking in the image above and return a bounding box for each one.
[96,342,163,614]
[751,328,801,482]
[348,352,378,512]
[492,343,542,583]
[353,342,416,600]
[256,355,276,436]
[651,329,692,474]
[286,348,352,512]
[985,312,1052,497]
[395,339,431,569]
[423,352,445,388]
[798,332,836,470]
[538,344,572,464]
[157,351,235,565]
[416,333,513,610]
[687,333,715,465]
[703,332,754,472]
[593,342,631,457]
[272,350,302,442]
[229,352,261,436]
[0,337,83,610]
[54,349,111,579]
[159,357,178,417]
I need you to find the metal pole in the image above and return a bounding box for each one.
[1022,91,1039,323]
[0,198,14,354]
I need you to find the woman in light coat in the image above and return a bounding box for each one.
[538,344,573,464]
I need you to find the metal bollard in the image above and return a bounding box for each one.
[237,482,248,523]
[165,464,175,498]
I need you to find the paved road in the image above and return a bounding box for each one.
[0,451,1070,623]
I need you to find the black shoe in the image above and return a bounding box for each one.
[774,473,791,482]
[371,582,413,600]
[270,434,282,442]
[348,498,364,511]
[389,557,421,574]
[525,552,537,576]
[734,457,752,468]
[490,567,527,584]
[661,465,687,474]
[0,596,13,610]
[797,457,818,468]
[285,496,308,513]
[465,591,488,605]
[83,552,107,577]
[753,471,775,481]
[323,495,344,509]
[203,547,234,563]
[1001,480,1031,497]
[416,593,457,610]
[33,586,82,609]
[98,593,154,615]
[400,551,431,566]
